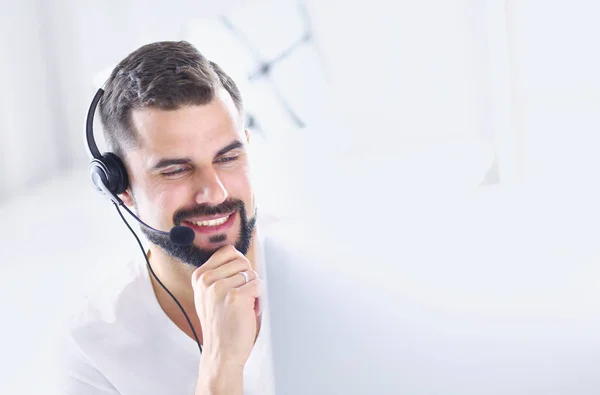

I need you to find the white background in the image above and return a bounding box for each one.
[1,0,599,393]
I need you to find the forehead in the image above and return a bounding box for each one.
[130,88,244,158]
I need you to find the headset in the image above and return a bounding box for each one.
[85,87,202,353]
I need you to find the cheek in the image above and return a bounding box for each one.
[145,184,190,221]
[221,167,253,200]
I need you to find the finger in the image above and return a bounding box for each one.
[194,259,251,289]
[191,245,247,286]
[218,269,258,290]
[205,245,246,269]
[236,277,264,299]
[223,278,263,312]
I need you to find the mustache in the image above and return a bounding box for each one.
[173,199,244,225]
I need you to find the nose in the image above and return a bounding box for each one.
[193,168,228,206]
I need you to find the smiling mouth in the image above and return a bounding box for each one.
[182,212,237,234]
[189,215,230,227]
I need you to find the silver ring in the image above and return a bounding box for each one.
[240,271,250,284]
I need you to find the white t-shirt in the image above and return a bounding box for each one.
[51,239,277,395]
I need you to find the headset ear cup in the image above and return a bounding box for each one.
[102,153,129,195]
[89,160,110,194]
[89,153,129,196]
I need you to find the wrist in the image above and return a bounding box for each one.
[197,354,244,394]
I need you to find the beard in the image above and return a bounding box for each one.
[140,198,257,268]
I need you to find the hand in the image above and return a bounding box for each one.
[191,245,263,368]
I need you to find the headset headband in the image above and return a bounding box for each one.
[85,88,105,160]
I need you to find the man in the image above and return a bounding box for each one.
[54,41,276,394]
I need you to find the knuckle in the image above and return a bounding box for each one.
[191,268,203,286]
[210,244,238,263]
[256,277,265,288]
[254,279,265,294]
[198,271,213,287]
[237,257,252,269]
[232,258,249,270]
[225,287,240,303]
[224,244,237,252]
[224,244,240,256]
[247,270,258,281]
[232,247,246,259]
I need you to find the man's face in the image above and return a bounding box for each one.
[121,88,256,267]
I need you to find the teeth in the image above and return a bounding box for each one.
[192,215,230,227]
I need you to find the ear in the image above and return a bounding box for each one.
[119,188,135,208]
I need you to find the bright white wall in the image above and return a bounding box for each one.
[303,0,501,187]
[0,0,61,196]
[509,0,600,187]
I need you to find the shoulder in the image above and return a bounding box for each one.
[49,255,150,393]
[65,254,149,339]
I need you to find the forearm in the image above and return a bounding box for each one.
[195,357,244,395]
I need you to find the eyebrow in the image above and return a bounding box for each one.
[215,140,243,157]
[150,140,244,170]
[150,158,192,171]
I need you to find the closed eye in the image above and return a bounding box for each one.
[215,155,239,163]
[162,168,189,177]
